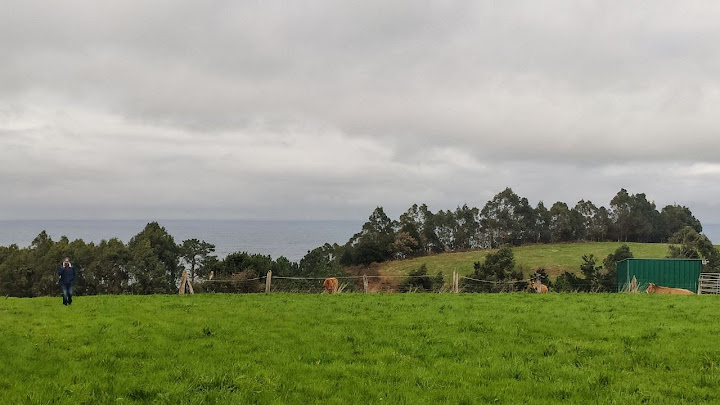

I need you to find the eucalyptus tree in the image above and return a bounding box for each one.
[661,204,702,240]
[347,207,396,265]
[453,204,481,249]
[549,202,578,242]
[533,201,552,244]
[479,187,523,247]
[397,204,425,255]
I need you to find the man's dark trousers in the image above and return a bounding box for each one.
[61,284,73,305]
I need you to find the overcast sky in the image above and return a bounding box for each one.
[2,1,720,223]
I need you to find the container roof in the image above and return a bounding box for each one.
[616,258,703,263]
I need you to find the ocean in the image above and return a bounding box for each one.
[0,220,363,262]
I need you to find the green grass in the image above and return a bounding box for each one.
[379,242,672,279]
[2,293,720,404]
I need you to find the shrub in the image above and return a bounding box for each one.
[466,247,525,292]
[401,264,444,292]
[555,271,584,292]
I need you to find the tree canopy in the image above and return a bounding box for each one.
[0,187,713,297]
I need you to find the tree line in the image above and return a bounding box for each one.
[0,187,709,297]
[337,187,703,266]
[0,221,357,297]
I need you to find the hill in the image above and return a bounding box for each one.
[377,242,672,279]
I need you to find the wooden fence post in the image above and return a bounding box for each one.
[178,269,195,295]
[452,271,459,293]
[265,270,272,293]
[186,277,194,295]
[178,270,187,295]
[363,274,369,293]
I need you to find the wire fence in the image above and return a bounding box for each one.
[188,271,549,294]
[79,269,719,296]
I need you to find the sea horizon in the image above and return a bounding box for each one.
[0,219,364,262]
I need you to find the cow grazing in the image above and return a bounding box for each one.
[646,283,694,295]
[531,279,548,293]
[323,278,339,294]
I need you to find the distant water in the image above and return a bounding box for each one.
[0,220,363,262]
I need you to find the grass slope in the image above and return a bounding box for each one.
[2,293,720,404]
[379,242,671,279]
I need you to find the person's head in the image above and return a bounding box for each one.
[63,258,71,268]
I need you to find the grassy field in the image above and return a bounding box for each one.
[2,293,720,404]
[378,242,672,279]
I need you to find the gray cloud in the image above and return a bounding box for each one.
[2,1,720,223]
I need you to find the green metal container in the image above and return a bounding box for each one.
[616,258,703,292]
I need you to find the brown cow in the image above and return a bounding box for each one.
[646,283,694,295]
[531,279,548,293]
[323,278,339,294]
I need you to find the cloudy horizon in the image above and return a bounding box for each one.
[3,1,720,224]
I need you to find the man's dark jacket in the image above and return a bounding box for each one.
[58,266,76,286]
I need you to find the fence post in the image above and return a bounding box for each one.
[452,271,459,293]
[363,274,369,293]
[178,270,187,295]
[265,270,272,293]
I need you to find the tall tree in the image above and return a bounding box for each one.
[347,207,396,265]
[397,204,425,256]
[574,200,602,241]
[609,189,634,242]
[127,238,169,294]
[434,209,457,251]
[0,245,31,297]
[661,205,702,240]
[83,238,130,295]
[631,193,662,242]
[533,201,552,244]
[515,197,537,245]
[549,202,578,242]
[609,189,661,242]
[479,188,523,247]
[128,222,180,293]
[454,204,481,250]
[419,204,443,254]
[180,239,216,282]
[592,206,611,241]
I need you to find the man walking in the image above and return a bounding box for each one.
[57,258,76,305]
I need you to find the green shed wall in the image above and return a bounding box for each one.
[616,259,702,292]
